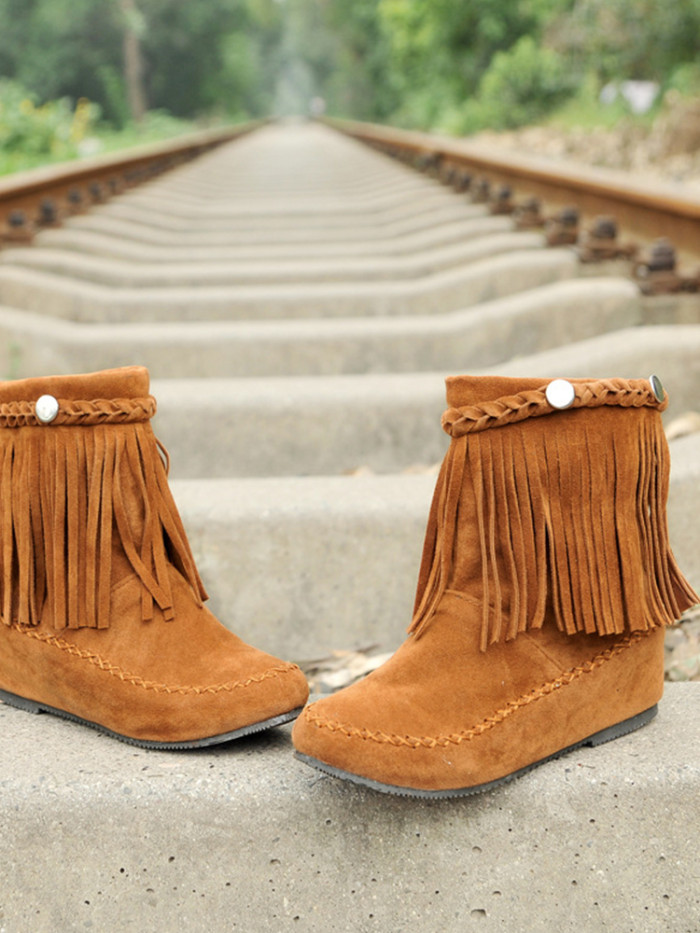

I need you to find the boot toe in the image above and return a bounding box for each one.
[126,655,310,746]
[292,691,450,793]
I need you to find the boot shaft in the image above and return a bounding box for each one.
[0,366,205,631]
[411,375,698,649]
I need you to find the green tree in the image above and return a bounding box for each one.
[0,0,123,119]
[465,35,573,130]
[1,0,699,138]
[0,0,285,124]
[550,0,700,85]
[375,0,566,128]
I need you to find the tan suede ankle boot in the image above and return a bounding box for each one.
[293,374,698,797]
[0,366,308,747]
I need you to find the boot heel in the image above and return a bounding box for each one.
[0,688,44,715]
[585,704,658,747]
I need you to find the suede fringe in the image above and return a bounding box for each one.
[0,421,207,630]
[410,399,698,651]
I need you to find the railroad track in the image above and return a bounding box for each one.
[0,117,698,662]
[329,116,700,272]
[1,117,699,931]
[0,122,262,243]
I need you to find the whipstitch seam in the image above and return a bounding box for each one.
[12,624,298,695]
[304,632,644,748]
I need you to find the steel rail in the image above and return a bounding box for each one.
[327,117,700,262]
[0,122,264,237]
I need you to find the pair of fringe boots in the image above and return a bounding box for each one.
[0,366,696,797]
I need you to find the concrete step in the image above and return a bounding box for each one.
[0,278,639,380]
[0,249,576,322]
[1,683,698,932]
[170,432,700,659]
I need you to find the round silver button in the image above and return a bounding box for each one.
[35,394,59,424]
[545,379,576,410]
[649,373,665,403]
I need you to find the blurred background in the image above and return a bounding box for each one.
[1,0,699,181]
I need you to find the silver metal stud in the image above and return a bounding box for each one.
[545,379,576,410]
[649,373,665,403]
[35,394,59,424]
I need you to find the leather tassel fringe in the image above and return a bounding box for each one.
[410,403,698,651]
[0,421,207,630]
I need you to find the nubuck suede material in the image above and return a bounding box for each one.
[0,366,308,747]
[293,374,698,796]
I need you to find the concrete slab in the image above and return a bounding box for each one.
[132,172,437,203]
[171,474,435,658]
[0,250,577,322]
[34,216,514,262]
[141,328,700,479]
[95,195,482,232]
[65,205,498,249]
[110,183,460,217]
[1,684,698,932]
[103,151,449,215]
[128,121,415,189]
[0,232,544,286]
[168,434,699,658]
[71,201,488,242]
[642,293,700,326]
[3,324,691,480]
[492,324,700,416]
[666,432,700,594]
[151,371,447,478]
[0,278,639,380]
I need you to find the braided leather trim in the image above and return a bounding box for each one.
[443,378,666,437]
[0,396,156,428]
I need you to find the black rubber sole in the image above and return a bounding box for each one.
[294,704,658,798]
[0,688,303,749]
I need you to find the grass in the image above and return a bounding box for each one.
[545,96,659,133]
[0,111,201,177]
[540,72,663,133]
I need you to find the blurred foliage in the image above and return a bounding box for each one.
[376,0,564,128]
[0,78,98,159]
[0,77,192,175]
[0,0,699,142]
[449,36,575,133]
[548,0,700,86]
[368,0,700,133]
[0,0,282,127]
